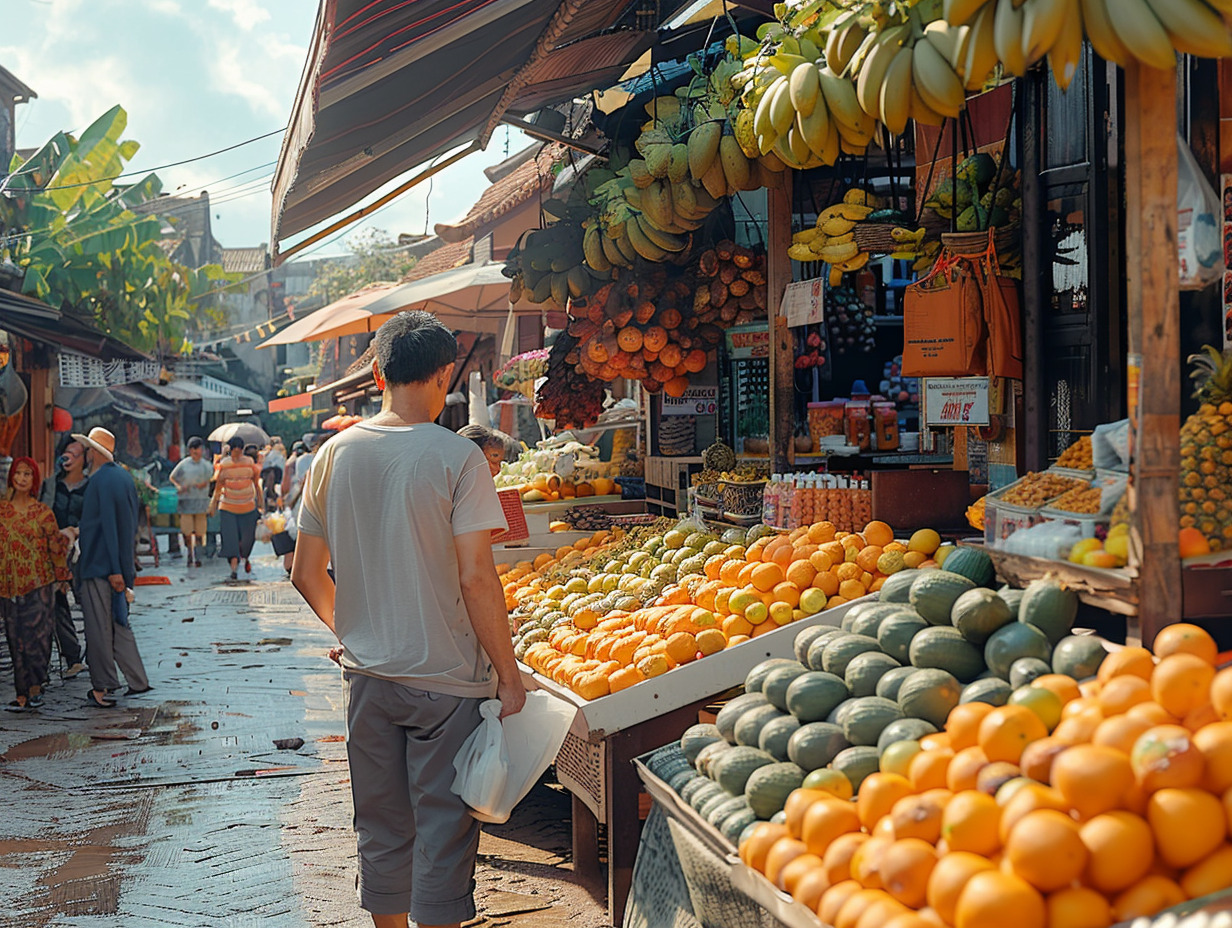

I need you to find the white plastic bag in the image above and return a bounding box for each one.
[452,691,577,824]
[1178,136,1224,290]
[451,700,509,819]
[284,507,298,541]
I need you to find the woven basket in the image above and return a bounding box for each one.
[941,226,1018,256]
[720,480,766,515]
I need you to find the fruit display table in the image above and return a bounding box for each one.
[520,596,863,924]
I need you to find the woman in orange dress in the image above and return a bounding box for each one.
[0,456,71,710]
[208,437,264,581]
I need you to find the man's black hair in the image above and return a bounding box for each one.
[227,436,245,450]
[375,311,456,386]
[187,436,204,449]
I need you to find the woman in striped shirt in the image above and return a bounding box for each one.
[208,437,263,580]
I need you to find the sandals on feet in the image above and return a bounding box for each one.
[85,691,116,709]
[5,700,28,712]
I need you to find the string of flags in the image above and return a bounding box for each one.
[193,300,298,351]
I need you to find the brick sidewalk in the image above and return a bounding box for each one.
[0,548,611,928]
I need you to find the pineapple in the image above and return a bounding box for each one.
[1179,346,1232,551]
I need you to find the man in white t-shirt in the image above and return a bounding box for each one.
[292,310,524,928]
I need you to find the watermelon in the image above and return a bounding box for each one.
[984,622,1052,679]
[1009,657,1053,689]
[878,613,930,663]
[999,587,1026,619]
[897,667,962,728]
[681,724,723,765]
[842,696,905,746]
[849,603,910,639]
[876,717,940,753]
[909,571,977,625]
[746,658,802,693]
[794,625,833,665]
[1018,578,1080,644]
[805,629,850,671]
[759,714,803,762]
[910,626,986,682]
[711,745,776,794]
[942,547,997,587]
[735,704,788,747]
[694,740,734,776]
[716,692,769,743]
[1051,634,1108,680]
[951,588,1013,645]
[785,671,850,723]
[960,677,1013,706]
[762,664,809,712]
[745,762,807,818]
[875,665,920,702]
[845,651,903,697]
[831,745,881,790]
[822,634,882,677]
[787,721,850,771]
[878,569,921,604]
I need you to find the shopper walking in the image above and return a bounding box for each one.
[169,437,214,567]
[261,438,285,509]
[208,436,263,581]
[39,439,88,677]
[0,457,72,711]
[292,310,524,928]
[72,427,150,709]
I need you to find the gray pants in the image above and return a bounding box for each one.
[344,672,483,922]
[80,577,149,693]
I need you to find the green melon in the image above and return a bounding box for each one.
[1018,578,1080,644]
[681,724,724,765]
[685,779,725,811]
[822,634,882,677]
[785,671,850,723]
[910,626,986,682]
[734,704,789,748]
[707,794,751,829]
[712,745,777,794]
[746,658,802,693]
[960,677,1013,706]
[695,740,734,776]
[984,621,1052,679]
[875,665,920,702]
[762,664,810,712]
[794,625,833,665]
[941,547,997,587]
[876,717,939,753]
[999,587,1026,619]
[897,667,962,728]
[849,603,910,639]
[831,745,881,791]
[842,696,905,746]
[1009,657,1053,689]
[878,614,930,663]
[805,629,850,670]
[787,722,850,771]
[715,693,770,743]
[699,788,740,821]
[878,569,921,604]
[721,807,758,845]
[745,762,807,818]
[669,768,700,794]
[845,651,903,697]
[758,714,802,762]
[909,571,978,625]
[951,588,1013,645]
[682,774,718,805]
[1051,634,1108,680]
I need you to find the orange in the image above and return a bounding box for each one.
[1126,701,1179,726]
[919,732,952,752]
[954,869,1046,928]
[806,768,856,801]
[835,561,863,583]
[809,521,837,544]
[739,822,790,871]
[1019,737,1073,784]
[1111,874,1186,922]
[809,549,835,574]
[1184,701,1220,732]
[737,562,758,587]
[703,554,726,580]
[1195,721,1232,793]
[849,835,892,889]
[998,784,1072,842]
[1153,623,1218,665]
[1097,675,1152,716]
[1091,713,1153,756]
[835,888,894,928]
[941,789,1002,856]
[1030,674,1083,705]
[785,560,817,589]
[1078,810,1155,893]
[1180,842,1232,899]
[751,561,784,592]
[1098,646,1155,684]
[927,851,996,924]
[764,836,810,887]
[946,745,991,792]
[946,702,995,751]
[889,793,946,844]
[880,838,938,907]
[786,789,840,838]
[857,773,916,832]
[820,541,846,565]
[813,570,840,597]
[778,851,823,894]
[1151,653,1216,719]
[1061,696,1103,720]
[1180,526,1212,559]
[818,880,864,927]
[855,545,884,573]
[1052,707,1105,744]
[1045,887,1112,928]
[863,520,894,547]
[855,895,910,928]
[822,832,871,884]
[908,748,954,791]
[885,915,941,928]
[840,579,868,601]
[1211,667,1232,720]
[1004,808,1089,892]
[722,614,754,639]
[975,761,1023,796]
[1131,724,1206,792]
[1149,787,1226,868]
[771,581,801,607]
[979,705,1049,764]
[792,866,831,911]
[801,798,862,857]
[1051,744,1134,818]
[718,559,744,584]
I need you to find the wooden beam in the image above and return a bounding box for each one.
[766,170,795,473]
[1122,62,1182,647]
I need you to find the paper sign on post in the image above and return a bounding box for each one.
[781,279,826,327]
[491,488,529,543]
[924,378,990,426]
[662,386,718,417]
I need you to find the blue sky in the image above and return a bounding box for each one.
[1,0,528,259]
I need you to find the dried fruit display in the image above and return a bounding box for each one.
[1050,485,1103,514]
[1055,435,1094,470]
[998,472,1085,508]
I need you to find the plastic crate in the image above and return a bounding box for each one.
[156,486,178,515]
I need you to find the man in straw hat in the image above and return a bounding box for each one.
[72,427,150,709]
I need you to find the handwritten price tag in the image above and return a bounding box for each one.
[925,378,990,426]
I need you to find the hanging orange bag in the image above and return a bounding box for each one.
[902,255,988,377]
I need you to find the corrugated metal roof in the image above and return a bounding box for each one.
[221,247,268,275]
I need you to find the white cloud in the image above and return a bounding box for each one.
[207,0,272,30]
[206,41,286,120]
[145,0,182,14]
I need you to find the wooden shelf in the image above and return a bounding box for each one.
[975,544,1139,617]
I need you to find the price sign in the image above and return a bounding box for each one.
[662,386,719,417]
[491,488,528,543]
[725,324,770,359]
[781,279,826,327]
[924,377,990,426]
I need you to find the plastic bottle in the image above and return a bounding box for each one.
[762,475,780,527]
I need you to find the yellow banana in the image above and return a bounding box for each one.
[637,217,688,253]
[671,181,702,220]
[687,121,722,182]
[613,230,638,264]
[752,76,784,139]
[1145,0,1232,59]
[1109,0,1176,70]
[964,3,1001,90]
[912,34,966,118]
[889,248,921,260]
[1079,0,1133,66]
[857,26,909,120]
[1021,0,1070,65]
[818,241,860,263]
[823,231,856,246]
[829,265,844,287]
[994,0,1028,76]
[788,242,818,262]
[768,52,810,76]
[821,216,857,236]
[879,45,914,136]
[625,218,667,262]
[793,227,823,244]
[923,20,966,66]
[819,117,841,166]
[628,159,654,189]
[769,78,797,135]
[1048,0,1084,91]
[817,65,868,136]
[719,135,752,192]
[757,130,778,156]
[834,251,870,272]
[773,134,806,170]
[788,60,821,117]
[787,126,813,166]
[891,226,927,242]
[844,188,881,208]
[757,153,786,174]
[944,0,990,25]
[910,85,947,126]
[582,226,611,272]
[827,14,867,74]
[797,97,833,161]
[838,204,874,220]
[700,157,729,199]
[666,143,689,184]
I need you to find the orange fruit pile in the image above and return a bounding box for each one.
[497,529,619,610]
[740,623,1232,928]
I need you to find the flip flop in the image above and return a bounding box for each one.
[84,692,116,709]
[5,701,28,713]
[124,686,153,696]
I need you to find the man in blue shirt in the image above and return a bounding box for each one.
[72,427,150,709]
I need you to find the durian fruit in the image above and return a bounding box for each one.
[1179,346,1232,551]
[702,441,737,472]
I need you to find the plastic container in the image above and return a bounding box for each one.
[844,402,871,451]
[873,403,899,451]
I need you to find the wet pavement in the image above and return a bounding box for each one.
[0,546,612,928]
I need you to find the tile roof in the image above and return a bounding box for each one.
[433,143,565,244]
[221,247,268,275]
[400,236,475,283]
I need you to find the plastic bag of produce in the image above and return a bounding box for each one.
[1091,419,1130,472]
[1178,135,1224,290]
[451,699,509,820]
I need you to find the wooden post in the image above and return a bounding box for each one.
[1122,62,1182,646]
[766,170,795,473]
